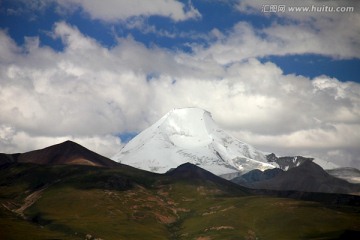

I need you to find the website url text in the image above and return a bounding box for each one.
[262,5,355,13]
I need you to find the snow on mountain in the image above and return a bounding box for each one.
[312,157,339,170]
[112,108,276,175]
[266,153,339,171]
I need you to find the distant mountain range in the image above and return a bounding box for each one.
[1,140,358,197]
[1,116,358,197]
[232,161,360,195]
[112,108,339,178]
[266,153,338,171]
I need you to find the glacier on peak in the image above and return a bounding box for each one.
[112,107,276,176]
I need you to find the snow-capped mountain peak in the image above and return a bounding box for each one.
[112,107,275,175]
[159,108,214,148]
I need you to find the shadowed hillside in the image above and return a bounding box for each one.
[249,161,360,194]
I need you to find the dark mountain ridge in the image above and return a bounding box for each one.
[0,153,19,165]
[166,162,250,195]
[266,153,314,170]
[231,168,284,185]
[0,140,119,168]
[248,161,360,194]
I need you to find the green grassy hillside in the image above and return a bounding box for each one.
[1,163,359,239]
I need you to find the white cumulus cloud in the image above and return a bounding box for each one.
[0,20,359,167]
[57,0,201,22]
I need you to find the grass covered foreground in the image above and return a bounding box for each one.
[0,163,359,240]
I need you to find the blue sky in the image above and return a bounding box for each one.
[1,0,359,82]
[0,0,359,168]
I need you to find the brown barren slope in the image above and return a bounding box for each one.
[4,140,120,168]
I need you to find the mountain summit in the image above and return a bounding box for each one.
[112,108,275,175]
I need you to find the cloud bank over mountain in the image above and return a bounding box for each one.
[0,0,359,167]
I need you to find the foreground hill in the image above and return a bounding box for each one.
[1,142,360,239]
[0,140,119,168]
[0,166,358,240]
